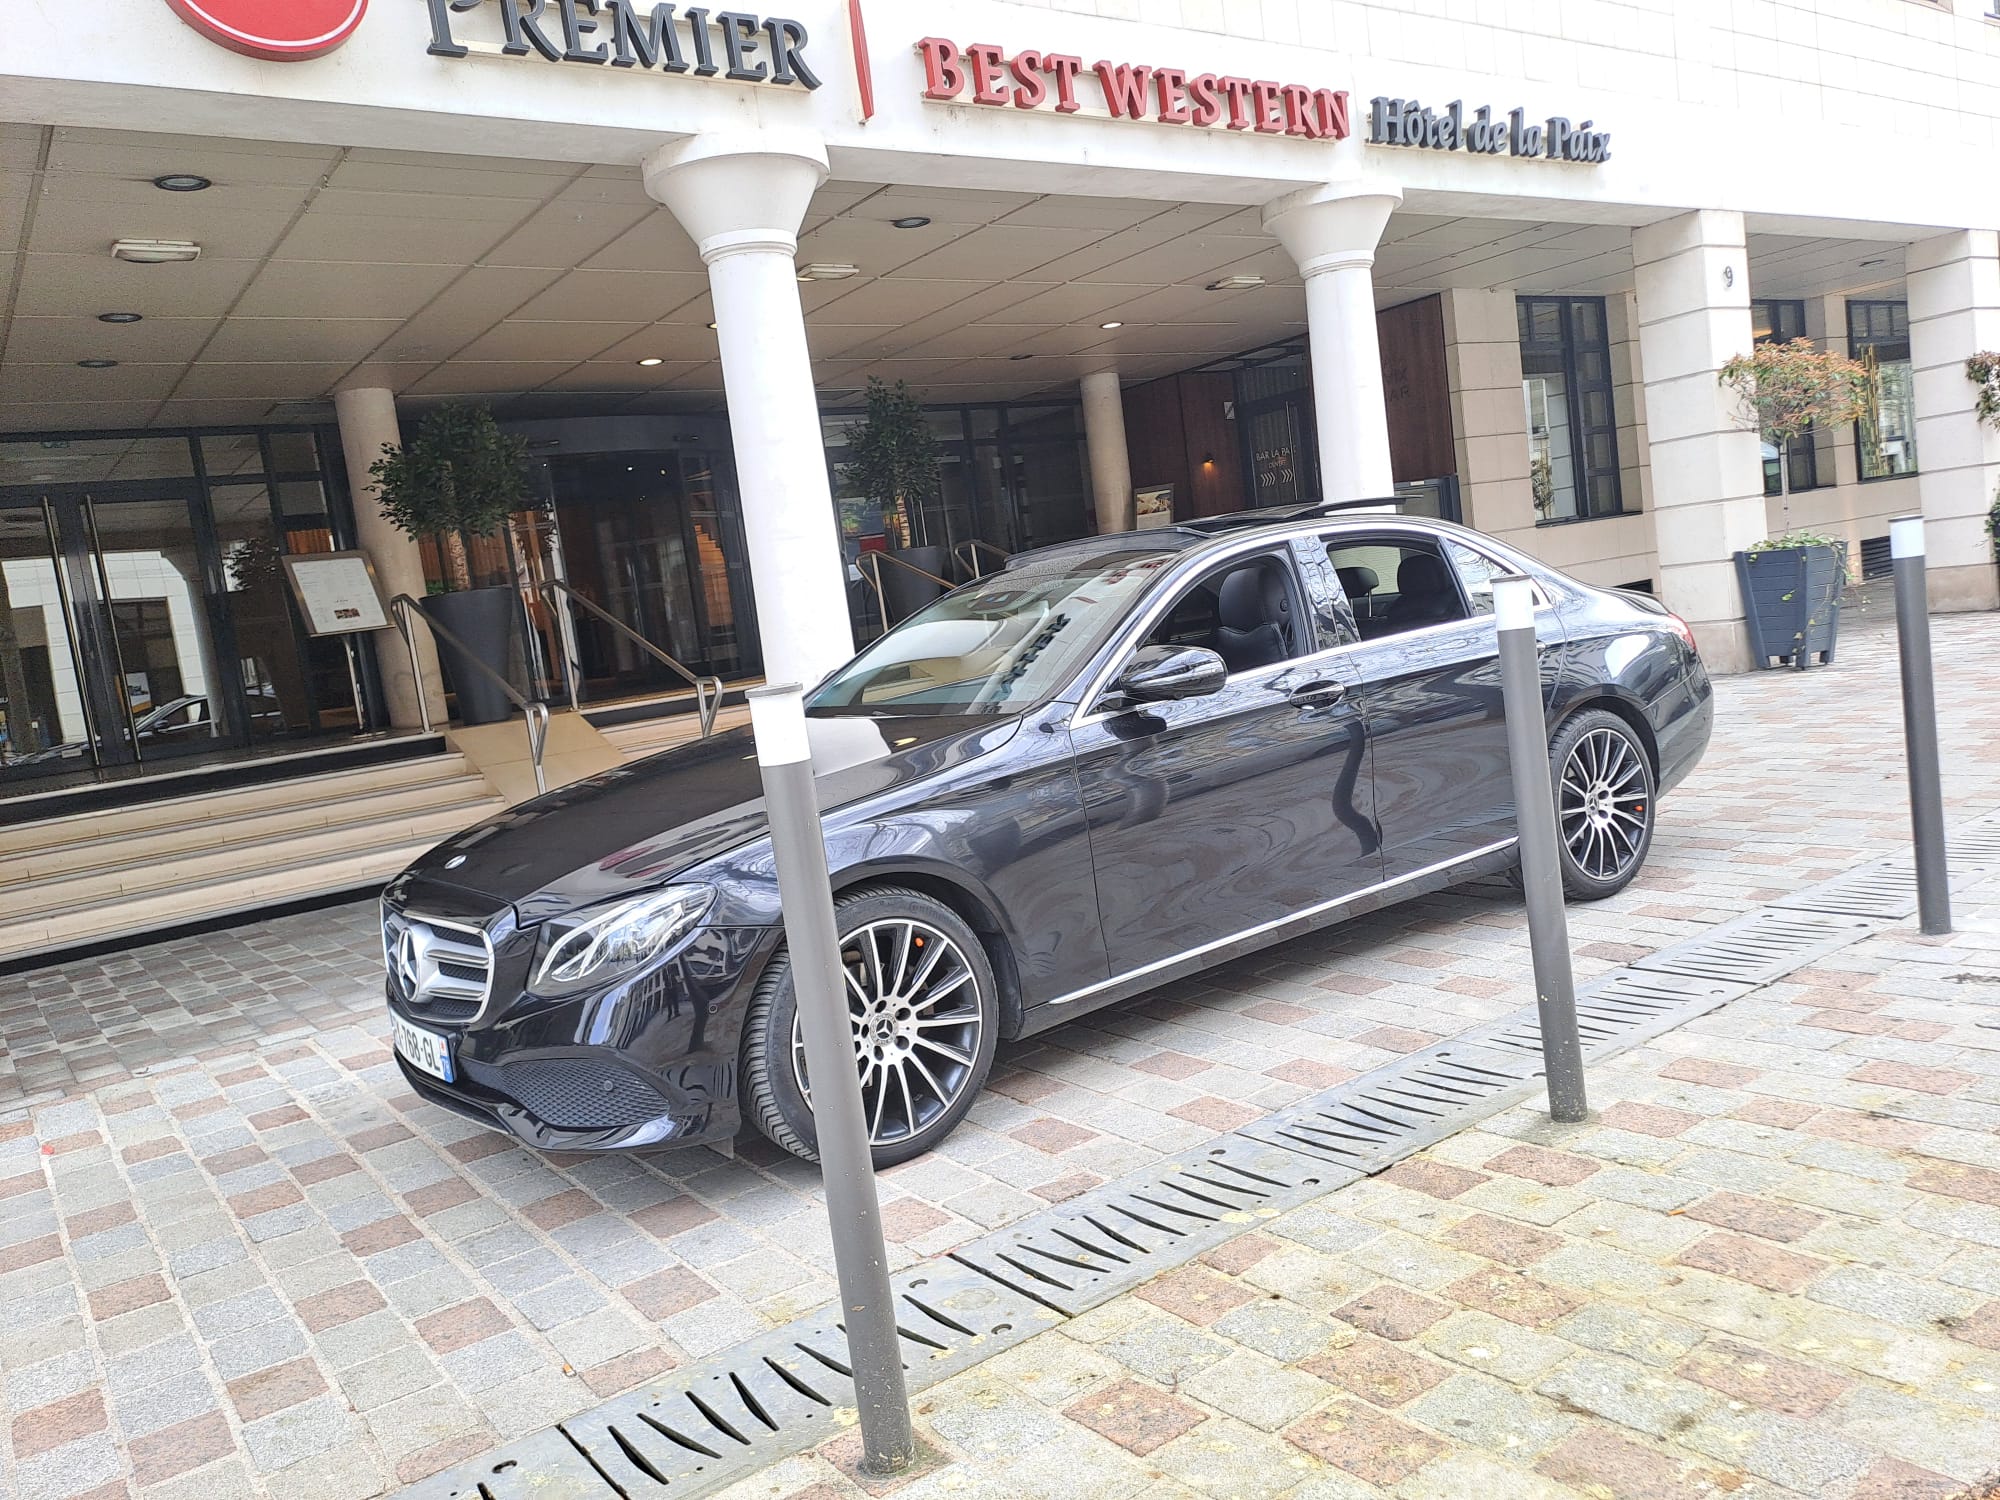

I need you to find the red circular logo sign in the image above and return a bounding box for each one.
[166,0,367,60]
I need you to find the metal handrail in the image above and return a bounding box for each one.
[952,539,1011,578]
[390,594,551,796]
[857,549,954,629]
[536,579,722,740]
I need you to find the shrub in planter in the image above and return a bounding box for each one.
[1719,340,1871,671]
[370,404,541,725]
[1735,532,1849,670]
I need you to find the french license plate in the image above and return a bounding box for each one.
[391,1012,455,1083]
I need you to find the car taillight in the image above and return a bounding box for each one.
[1666,612,1698,657]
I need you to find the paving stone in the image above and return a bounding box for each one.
[1805,1263,1982,1330]
[1417,1310,1572,1385]
[1334,1284,1450,1341]
[1406,1374,1575,1460]
[1283,1397,1448,1487]
[1300,1333,1448,1407]
[1547,1304,1704,1369]
[1207,1296,1341,1364]
[1097,1312,1234,1386]
[1534,1356,1716,1441]
[1533,1426,1707,1500]
[1061,1377,1205,1455]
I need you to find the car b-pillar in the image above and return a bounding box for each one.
[644,131,856,690]
[1263,181,1403,502]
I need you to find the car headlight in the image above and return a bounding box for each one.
[531,885,714,992]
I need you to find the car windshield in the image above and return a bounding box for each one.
[810,548,1179,716]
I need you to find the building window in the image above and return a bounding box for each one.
[1750,299,1819,496]
[1847,300,1919,479]
[1517,296,1624,523]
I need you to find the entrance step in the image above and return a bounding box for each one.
[600,703,752,761]
[0,751,507,966]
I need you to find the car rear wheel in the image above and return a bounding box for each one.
[1550,708,1656,900]
[741,886,999,1167]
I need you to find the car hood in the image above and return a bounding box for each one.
[398,711,1023,923]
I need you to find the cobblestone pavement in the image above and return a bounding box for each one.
[0,612,1995,1499]
[719,872,2000,1500]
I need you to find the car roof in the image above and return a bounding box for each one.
[1003,501,1479,573]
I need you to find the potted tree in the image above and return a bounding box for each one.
[842,378,945,621]
[371,403,540,725]
[1718,338,1872,670]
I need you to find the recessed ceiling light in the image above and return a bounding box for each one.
[891,216,931,230]
[637,357,664,367]
[111,239,201,264]
[706,321,718,330]
[1008,353,1034,362]
[1206,274,1266,291]
[1099,321,1123,330]
[98,312,143,324]
[77,359,119,369]
[796,262,861,281]
[152,174,211,193]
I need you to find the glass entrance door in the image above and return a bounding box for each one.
[0,481,241,784]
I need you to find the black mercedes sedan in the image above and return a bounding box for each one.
[382,507,1712,1165]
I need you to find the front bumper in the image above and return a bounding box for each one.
[386,903,779,1152]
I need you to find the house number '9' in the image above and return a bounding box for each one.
[1723,266,1735,287]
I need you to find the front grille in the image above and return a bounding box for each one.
[462,1055,675,1130]
[382,906,493,1025]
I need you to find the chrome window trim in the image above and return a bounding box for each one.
[1046,836,1517,1007]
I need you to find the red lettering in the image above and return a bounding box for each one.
[1313,87,1350,140]
[1280,82,1316,137]
[1187,72,1222,126]
[966,42,1008,105]
[1046,52,1083,112]
[1154,65,1190,123]
[918,37,964,100]
[1251,79,1283,133]
[1010,48,1047,109]
[1094,60,1155,118]
[1219,76,1253,130]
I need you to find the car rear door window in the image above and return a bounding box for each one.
[1325,538,1470,640]
[1442,539,1548,615]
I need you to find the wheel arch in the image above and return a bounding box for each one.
[1551,688,1660,780]
[828,863,1027,1041]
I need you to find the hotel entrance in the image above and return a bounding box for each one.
[0,431,369,793]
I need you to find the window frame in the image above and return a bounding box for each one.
[1517,295,1627,526]
[1322,532,1475,642]
[1750,298,1821,496]
[1846,299,1920,482]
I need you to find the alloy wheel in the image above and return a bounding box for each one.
[1558,726,1650,882]
[790,918,984,1148]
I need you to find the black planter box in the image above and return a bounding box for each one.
[1735,543,1845,670]
[421,586,519,726]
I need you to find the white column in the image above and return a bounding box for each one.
[1080,369,1135,533]
[644,131,854,691]
[1907,230,2000,613]
[333,386,446,729]
[1631,209,1766,674]
[1263,182,1402,502]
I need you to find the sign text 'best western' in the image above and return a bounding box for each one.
[919,38,1351,140]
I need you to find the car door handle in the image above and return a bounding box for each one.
[1287,679,1346,707]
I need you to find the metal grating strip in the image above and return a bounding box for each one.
[1630,907,1878,982]
[401,1260,1056,1500]
[949,1138,1336,1315]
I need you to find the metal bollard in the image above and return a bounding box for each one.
[746,684,916,1476]
[1493,576,1589,1124]
[1888,517,1952,936]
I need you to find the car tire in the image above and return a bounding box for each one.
[1547,708,1657,901]
[741,885,1000,1168]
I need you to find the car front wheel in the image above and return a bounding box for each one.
[741,886,999,1167]
[1550,708,1657,900]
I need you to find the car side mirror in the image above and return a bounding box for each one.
[1109,644,1228,705]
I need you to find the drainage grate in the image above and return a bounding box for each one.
[403,1261,1055,1500]
[950,1138,1335,1316]
[1773,861,1921,920]
[1631,907,1879,983]
[1474,970,1752,1057]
